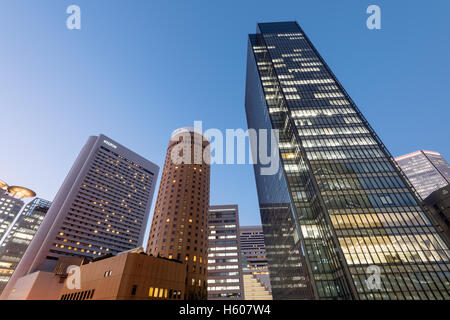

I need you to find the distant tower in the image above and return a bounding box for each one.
[1,134,159,299]
[395,150,450,199]
[147,128,210,300]
[0,180,35,241]
[0,198,51,295]
[240,225,272,300]
[0,181,36,294]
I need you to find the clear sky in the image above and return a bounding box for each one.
[0,1,449,234]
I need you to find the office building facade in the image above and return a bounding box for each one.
[245,21,450,300]
[1,134,159,299]
[395,150,450,200]
[207,205,244,300]
[240,225,272,299]
[147,128,210,300]
[0,198,51,294]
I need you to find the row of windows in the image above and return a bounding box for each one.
[148,287,182,299]
[306,147,385,160]
[322,192,417,210]
[207,252,238,257]
[316,175,406,191]
[302,136,377,149]
[311,160,395,175]
[208,258,239,264]
[295,115,361,127]
[291,107,356,118]
[339,234,449,265]
[208,286,241,291]
[330,211,431,229]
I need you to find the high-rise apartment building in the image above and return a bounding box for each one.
[207,205,244,300]
[395,150,450,200]
[1,134,159,299]
[240,225,272,299]
[147,128,210,300]
[0,198,51,295]
[245,21,450,300]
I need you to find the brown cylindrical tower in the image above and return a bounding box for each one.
[147,127,210,300]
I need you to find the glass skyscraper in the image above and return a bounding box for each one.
[0,198,51,295]
[245,21,450,300]
[395,150,450,200]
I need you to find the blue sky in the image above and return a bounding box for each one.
[0,0,449,232]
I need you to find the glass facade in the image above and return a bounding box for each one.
[0,189,25,242]
[395,150,450,200]
[0,198,51,294]
[245,21,450,300]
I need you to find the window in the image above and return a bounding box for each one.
[131,285,137,296]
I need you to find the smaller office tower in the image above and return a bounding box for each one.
[395,150,450,199]
[0,181,35,241]
[0,198,51,294]
[1,134,159,300]
[240,225,272,300]
[147,128,210,300]
[207,205,244,300]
